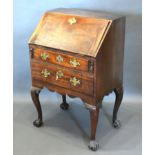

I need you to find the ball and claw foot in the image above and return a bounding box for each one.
[113,120,121,129]
[60,103,69,110]
[88,140,99,151]
[33,119,43,127]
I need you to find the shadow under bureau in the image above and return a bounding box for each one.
[28,8,125,151]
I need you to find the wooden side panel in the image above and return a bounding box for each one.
[113,17,126,84]
[95,17,126,102]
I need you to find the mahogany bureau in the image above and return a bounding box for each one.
[28,8,125,151]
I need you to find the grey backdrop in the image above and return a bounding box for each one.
[13,0,142,102]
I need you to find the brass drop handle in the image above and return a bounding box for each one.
[56,70,64,80]
[69,59,80,67]
[41,52,49,61]
[56,55,63,62]
[41,69,50,78]
[68,17,77,25]
[70,77,80,86]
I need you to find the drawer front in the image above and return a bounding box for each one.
[31,47,94,72]
[31,61,94,96]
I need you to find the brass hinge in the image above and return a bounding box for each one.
[88,60,94,72]
[30,47,34,58]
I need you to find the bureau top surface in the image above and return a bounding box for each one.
[29,9,123,57]
[51,8,123,20]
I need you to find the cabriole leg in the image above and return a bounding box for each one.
[31,86,43,127]
[113,86,123,129]
[88,107,100,151]
[60,95,69,110]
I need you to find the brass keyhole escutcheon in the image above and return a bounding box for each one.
[41,69,50,78]
[41,52,49,61]
[70,77,80,86]
[68,17,77,25]
[56,55,63,62]
[70,58,80,67]
[56,70,64,80]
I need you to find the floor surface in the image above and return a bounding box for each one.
[14,96,142,155]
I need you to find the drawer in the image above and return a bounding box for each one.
[30,46,94,72]
[31,61,94,96]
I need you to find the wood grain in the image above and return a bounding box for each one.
[29,12,111,57]
[32,45,92,72]
[31,60,94,96]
